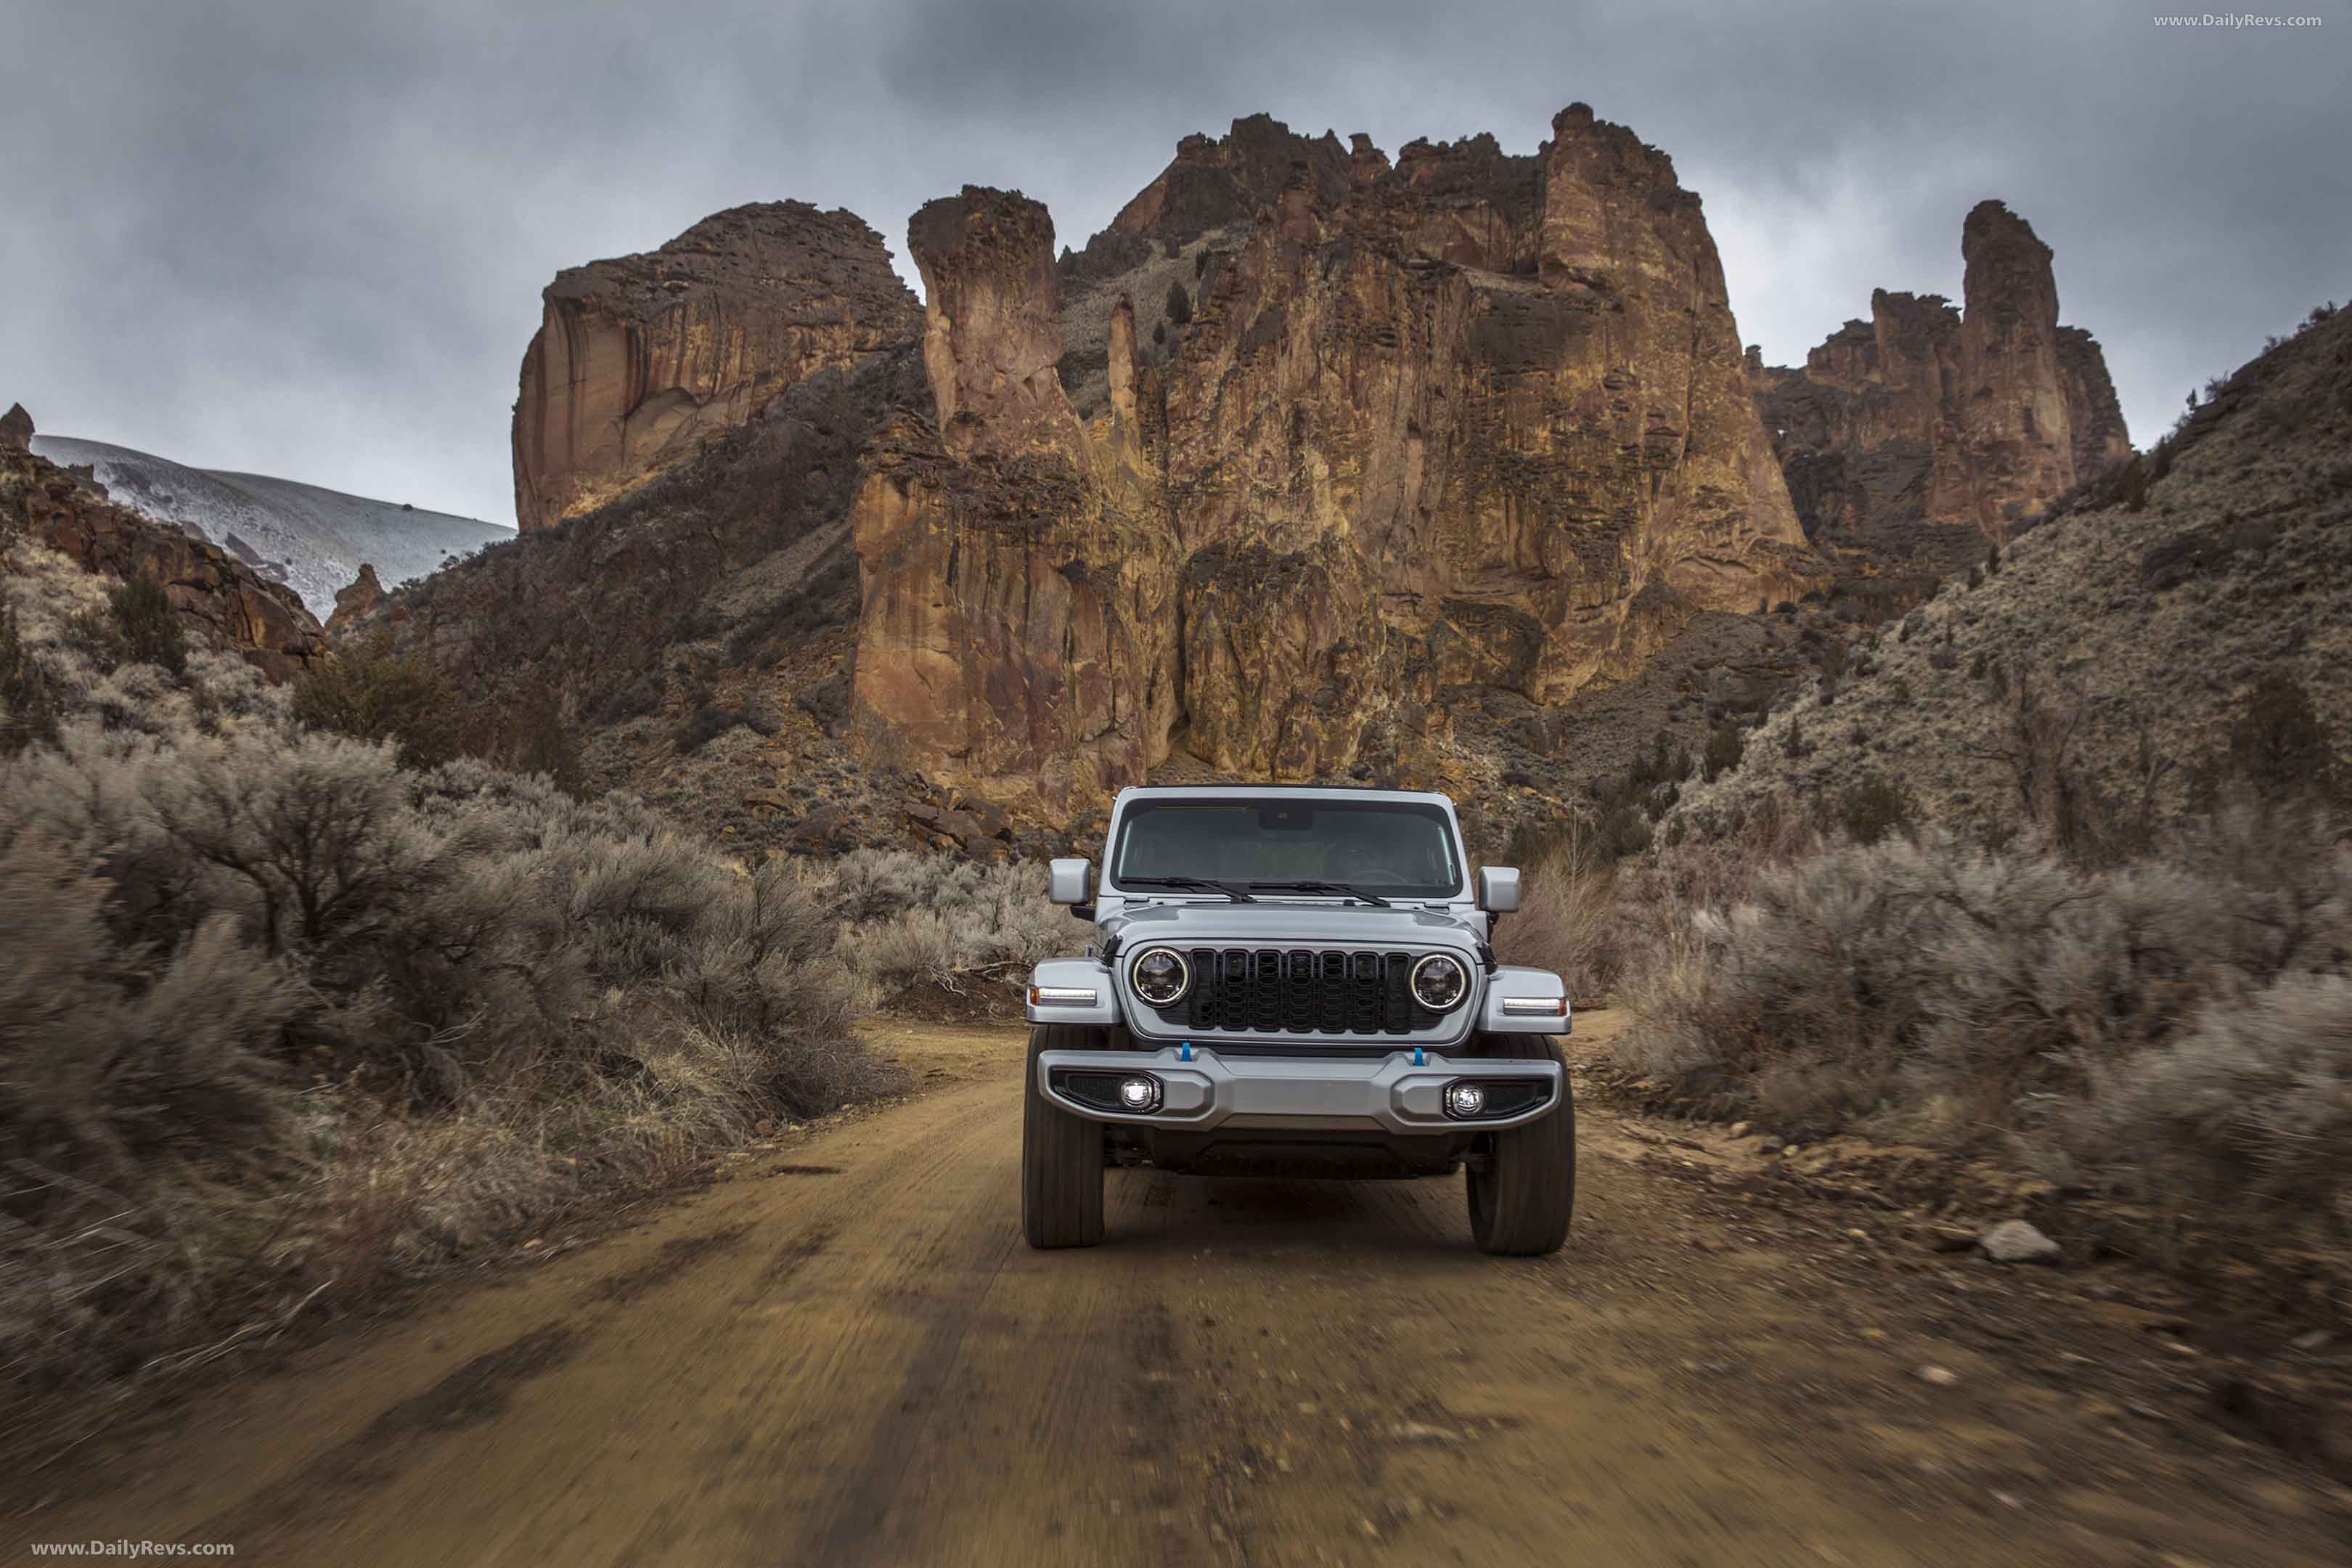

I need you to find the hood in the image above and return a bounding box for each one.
[1103,900,1483,951]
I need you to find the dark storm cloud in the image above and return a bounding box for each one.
[4,1,2345,526]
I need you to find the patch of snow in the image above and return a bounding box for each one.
[28,435,513,618]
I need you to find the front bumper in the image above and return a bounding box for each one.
[1035,1045,1563,1134]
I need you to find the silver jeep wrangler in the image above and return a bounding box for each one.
[1023,785,1575,1255]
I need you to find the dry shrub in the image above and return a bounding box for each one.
[290,629,464,769]
[807,849,1071,1005]
[1614,797,2352,1246]
[2073,975,2352,1235]
[0,545,899,1455]
[1497,822,1625,1003]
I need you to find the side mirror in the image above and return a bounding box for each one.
[1048,857,1093,905]
[1477,865,1522,914]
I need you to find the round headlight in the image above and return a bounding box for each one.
[1130,947,1191,1007]
[1410,953,1469,1012]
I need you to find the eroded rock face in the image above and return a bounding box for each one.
[4,446,326,678]
[1957,201,2078,539]
[1061,115,1354,287]
[1752,203,2131,569]
[849,195,1177,811]
[847,106,1819,807]
[511,203,920,531]
[908,189,1084,461]
[328,562,385,632]
[0,403,30,453]
[2057,324,2134,480]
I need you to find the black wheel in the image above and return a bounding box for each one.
[1465,1034,1575,1256]
[1023,1024,1106,1249]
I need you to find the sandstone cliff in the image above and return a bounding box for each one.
[851,187,1178,810]
[511,203,921,531]
[1752,202,2130,572]
[3,441,327,678]
[398,105,1829,849]
[849,107,1818,807]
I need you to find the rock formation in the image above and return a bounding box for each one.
[4,444,327,678]
[1060,115,1355,287]
[510,203,921,531]
[851,188,1177,809]
[463,105,1837,828]
[0,403,30,453]
[846,107,1818,807]
[328,562,385,631]
[1751,202,2130,570]
[908,189,1085,461]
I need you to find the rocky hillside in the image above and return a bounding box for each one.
[1676,300,2352,836]
[1749,203,2132,579]
[4,416,326,678]
[27,432,508,618]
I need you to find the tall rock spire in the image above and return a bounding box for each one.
[1959,200,2077,539]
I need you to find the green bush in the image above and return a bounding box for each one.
[675,698,748,755]
[107,575,189,680]
[1164,279,1192,326]
[290,632,465,769]
[1702,720,1744,783]
[1,600,59,755]
[1837,773,1914,845]
[2227,671,2337,800]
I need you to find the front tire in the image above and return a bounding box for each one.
[1023,1024,1106,1249]
[1466,1034,1575,1256]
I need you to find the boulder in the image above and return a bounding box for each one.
[1978,1219,2062,1265]
[0,402,30,452]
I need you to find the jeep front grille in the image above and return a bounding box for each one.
[1173,949,1450,1036]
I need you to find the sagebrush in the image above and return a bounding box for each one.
[0,542,1062,1458]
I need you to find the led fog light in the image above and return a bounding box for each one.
[1119,1076,1162,1112]
[1444,1082,1487,1119]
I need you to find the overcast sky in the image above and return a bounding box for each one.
[4,1,2345,526]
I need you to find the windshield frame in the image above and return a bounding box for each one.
[1101,794,1469,902]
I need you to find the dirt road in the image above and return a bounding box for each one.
[12,1017,2345,1566]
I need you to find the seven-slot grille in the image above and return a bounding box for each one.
[1165,948,1453,1036]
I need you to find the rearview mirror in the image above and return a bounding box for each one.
[1477,865,1522,913]
[1048,857,1093,905]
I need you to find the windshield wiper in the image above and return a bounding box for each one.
[1245,881,1393,907]
[1119,875,1257,902]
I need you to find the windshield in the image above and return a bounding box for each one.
[1109,799,1463,898]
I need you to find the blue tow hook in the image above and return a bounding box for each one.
[1180,1042,1193,1062]
[1411,1047,1426,1066]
